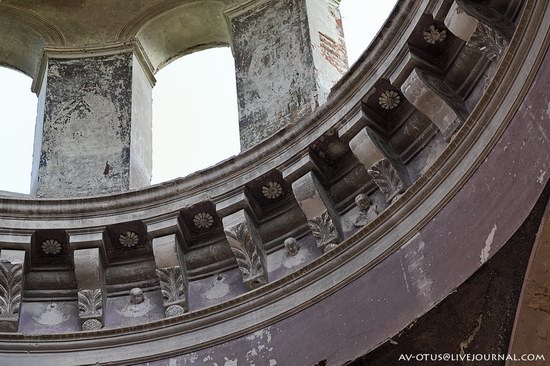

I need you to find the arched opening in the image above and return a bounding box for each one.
[151,47,240,184]
[151,2,399,184]
[0,2,400,193]
[0,67,36,195]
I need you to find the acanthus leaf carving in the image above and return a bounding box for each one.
[78,289,102,317]
[0,261,23,318]
[307,211,340,253]
[368,159,406,202]
[225,222,267,289]
[468,21,508,61]
[156,266,187,309]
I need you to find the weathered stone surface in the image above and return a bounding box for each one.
[401,68,467,139]
[0,260,23,332]
[368,158,407,202]
[73,248,104,330]
[188,269,248,310]
[291,171,343,252]
[229,0,347,149]
[104,290,165,328]
[18,301,80,334]
[156,266,188,311]
[31,51,152,198]
[78,289,102,316]
[223,210,268,290]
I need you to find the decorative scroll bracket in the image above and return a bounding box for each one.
[367,158,407,202]
[0,250,25,332]
[151,234,189,317]
[445,1,509,61]
[73,248,105,331]
[222,210,268,290]
[401,68,469,140]
[291,171,343,253]
[156,266,188,317]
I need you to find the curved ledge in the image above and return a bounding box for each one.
[0,0,547,364]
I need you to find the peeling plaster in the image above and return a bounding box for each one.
[537,170,547,184]
[32,303,69,326]
[404,237,433,301]
[400,258,411,293]
[269,245,310,272]
[480,224,497,264]
[205,276,231,300]
[32,53,152,197]
[116,297,152,318]
[223,357,238,366]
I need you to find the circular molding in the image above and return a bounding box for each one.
[423,24,447,44]
[82,319,102,331]
[378,90,401,109]
[165,305,186,317]
[193,212,214,229]
[119,232,139,248]
[41,239,62,255]
[261,181,283,199]
[0,4,66,45]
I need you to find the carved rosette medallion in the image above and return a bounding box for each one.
[41,239,62,255]
[262,181,283,199]
[378,90,401,110]
[307,211,340,253]
[193,212,214,229]
[119,231,139,248]
[423,24,447,44]
[225,222,267,289]
[367,159,406,202]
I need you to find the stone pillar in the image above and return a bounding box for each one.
[31,44,154,198]
[0,250,25,332]
[290,171,343,253]
[226,0,348,149]
[74,248,104,331]
[151,234,188,317]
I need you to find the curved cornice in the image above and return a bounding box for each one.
[0,4,65,45]
[0,0,546,364]
[117,0,223,41]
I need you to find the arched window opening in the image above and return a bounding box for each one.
[340,1,399,64]
[151,2,399,184]
[0,67,36,195]
[0,3,400,194]
[152,47,240,184]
